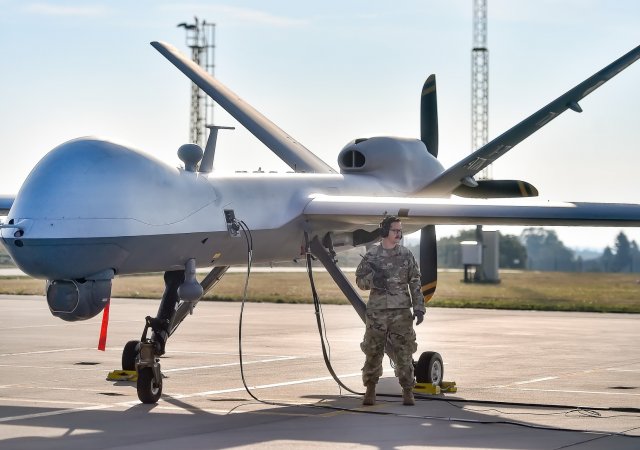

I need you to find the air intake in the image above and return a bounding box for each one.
[340,149,366,168]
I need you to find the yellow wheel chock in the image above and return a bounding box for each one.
[414,380,457,395]
[106,370,138,381]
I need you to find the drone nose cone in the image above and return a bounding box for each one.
[10,137,214,224]
[10,138,166,221]
[2,137,216,279]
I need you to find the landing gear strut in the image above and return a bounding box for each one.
[129,270,182,404]
[122,267,229,404]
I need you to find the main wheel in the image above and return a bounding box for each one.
[122,340,140,371]
[137,367,162,404]
[415,351,443,385]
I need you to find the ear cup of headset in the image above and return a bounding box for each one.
[380,216,396,238]
[380,219,388,237]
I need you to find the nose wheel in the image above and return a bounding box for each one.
[137,365,163,404]
[129,316,165,404]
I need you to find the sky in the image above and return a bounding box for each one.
[0,0,639,251]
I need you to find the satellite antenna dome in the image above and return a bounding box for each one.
[177,144,204,172]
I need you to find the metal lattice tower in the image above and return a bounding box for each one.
[177,18,216,148]
[471,0,490,180]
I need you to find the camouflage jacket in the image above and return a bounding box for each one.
[355,243,425,313]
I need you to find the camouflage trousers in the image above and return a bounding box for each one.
[360,308,418,389]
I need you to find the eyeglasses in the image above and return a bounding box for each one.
[389,229,403,234]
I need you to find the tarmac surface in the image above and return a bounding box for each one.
[0,294,639,449]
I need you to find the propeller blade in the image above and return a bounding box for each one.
[420,225,437,305]
[453,179,539,198]
[420,75,439,158]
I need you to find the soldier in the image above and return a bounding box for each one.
[355,216,425,406]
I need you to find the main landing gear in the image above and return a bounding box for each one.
[414,351,444,385]
[122,266,228,404]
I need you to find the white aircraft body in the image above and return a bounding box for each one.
[1,41,639,403]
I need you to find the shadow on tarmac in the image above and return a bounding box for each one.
[2,393,639,450]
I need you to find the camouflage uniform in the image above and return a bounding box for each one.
[356,243,424,389]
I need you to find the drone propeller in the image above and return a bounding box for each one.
[419,74,439,306]
[420,74,439,158]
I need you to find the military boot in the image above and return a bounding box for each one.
[362,384,376,406]
[402,387,415,406]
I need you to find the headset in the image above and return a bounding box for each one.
[380,216,401,238]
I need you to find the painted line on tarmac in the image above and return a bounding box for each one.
[140,405,239,415]
[0,403,115,423]
[171,371,366,400]
[501,387,640,396]
[0,369,388,421]
[164,356,298,373]
[0,364,106,372]
[0,352,300,374]
[512,376,558,385]
[0,397,105,406]
[1,320,135,330]
[491,365,633,388]
[0,347,90,357]
[165,350,298,357]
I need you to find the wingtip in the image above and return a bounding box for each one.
[150,41,171,51]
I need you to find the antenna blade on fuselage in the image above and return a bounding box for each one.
[151,41,335,174]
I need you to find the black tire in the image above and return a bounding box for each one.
[415,351,444,385]
[122,340,140,371]
[137,367,162,404]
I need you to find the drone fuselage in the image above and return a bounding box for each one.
[2,137,440,280]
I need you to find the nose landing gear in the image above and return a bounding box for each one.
[119,266,230,404]
[136,318,164,404]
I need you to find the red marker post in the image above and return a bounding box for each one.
[98,300,110,351]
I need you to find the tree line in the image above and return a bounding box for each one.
[426,227,640,272]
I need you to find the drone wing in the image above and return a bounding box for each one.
[304,195,640,228]
[151,41,335,174]
[416,44,640,197]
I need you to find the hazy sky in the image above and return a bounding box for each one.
[1,1,639,250]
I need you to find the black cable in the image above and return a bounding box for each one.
[236,219,264,404]
[303,232,363,396]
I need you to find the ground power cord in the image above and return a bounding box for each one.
[233,223,639,438]
[303,232,363,396]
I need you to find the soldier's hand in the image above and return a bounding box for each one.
[356,273,373,290]
[413,310,424,326]
[372,272,386,290]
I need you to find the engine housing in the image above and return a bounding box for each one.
[337,137,444,194]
